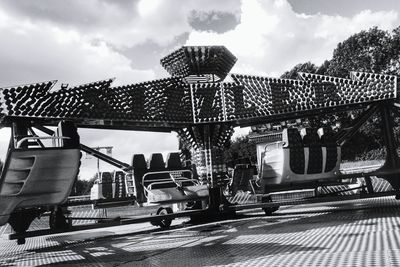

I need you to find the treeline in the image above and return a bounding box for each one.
[281,26,400,79]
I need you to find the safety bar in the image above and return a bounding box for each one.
[16,136,70,148]
[146,177,199,188]
[264,141,285,150]
[142,170,193,183]
[142,170,194,197]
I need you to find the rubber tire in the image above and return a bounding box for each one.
[49,209,69,230]
[156,207,173,229]
[262,206,279,216]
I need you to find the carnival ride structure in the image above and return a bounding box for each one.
[0,45,399,243]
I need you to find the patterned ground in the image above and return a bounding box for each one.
[1,196,400,266]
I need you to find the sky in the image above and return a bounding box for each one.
[0,0,399,180]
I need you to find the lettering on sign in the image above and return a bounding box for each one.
[312,82,340,105]
[270,82,298,112]
[231,85,256,116]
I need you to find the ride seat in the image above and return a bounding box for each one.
[148,153,169,176]
[303,128,323,174]
[100,172,113,199]
[145,153,171,187]
[132,154,148,202]
[166,152,183,170]
[231,164,254,195]
[166,152,191,178]
[283,128,305,174]
[320,128,338,172]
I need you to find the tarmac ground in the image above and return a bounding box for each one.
[1,196,400,266]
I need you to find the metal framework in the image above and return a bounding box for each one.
[1,45,400,242]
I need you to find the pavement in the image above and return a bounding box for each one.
[1,196,400,266]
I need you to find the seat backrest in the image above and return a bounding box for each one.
[149,153,166,170]
[166,152,183,170]
[100,172,113,199]
[282,128,303,147]
[320,128,336,145]
[320,128,339,172]
[166,152,192,178]
[303,128,321,146]
[303,128,323,174]
[282,128,305,174]
[132,154,147,169]
[132,154,148,202]
[147,153,169,181]
[231,164,254,195]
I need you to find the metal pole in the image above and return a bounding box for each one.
[379,104,400,197]
[381,105,399,167]
[97,158,100,179]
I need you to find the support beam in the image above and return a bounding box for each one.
[32,125,55,135]
[381,105,399,167]
[336,104,379,146]
[28,127,45,148]
[32,124,132,171]
[80,144,131,171]
[376,104,400,193]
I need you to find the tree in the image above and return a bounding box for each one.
[70,176,97,196]
[386,26,400,75]
[281,62,318,79]
[326,27,400,159]
[327,27,392,77]
[317,60,330,75]
[224,136,256,168]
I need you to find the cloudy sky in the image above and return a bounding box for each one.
[0,0,399,179]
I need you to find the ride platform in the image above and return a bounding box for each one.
[1,196,400,266]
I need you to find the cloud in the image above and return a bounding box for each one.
[0,0,241,49]
[288,0,400,18]
[189,10,240,33]
[185,0,400,77]
[0,0,399,180]
[0,9,156,86]
[0,0,242,80]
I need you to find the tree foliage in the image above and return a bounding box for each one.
[327,27,392,77]
[223,136,256,168]
[386,26,400,75]
[281,62,318,79]
[70,176,97,196]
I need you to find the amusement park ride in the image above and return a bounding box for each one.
[0,45,399,244]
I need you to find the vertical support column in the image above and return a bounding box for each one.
[381,106,399,167]
[203,125,214,185]
[184,124,233,213]
[378,105,400,194]
[200,125,218,212]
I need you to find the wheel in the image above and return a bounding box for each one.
[49,208,70,230]
[262,206,279,216]
[155,207,173,229]
[261,195,279,215]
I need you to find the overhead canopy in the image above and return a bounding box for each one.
[0,46,397,131]
[160,46,237,82]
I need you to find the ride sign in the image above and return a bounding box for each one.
[0,46,397,129]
